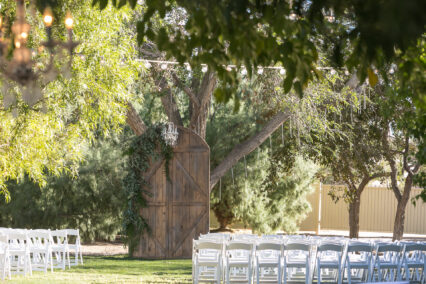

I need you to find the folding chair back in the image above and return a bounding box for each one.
[316,242,344,284]
[27,230,52,273]
[401,243,426,282]
[7,231,32,276]
[65,229,83,265]
[225,241,254,284]
[372,243,403,282]
[50,230,70,270]
[193,240,223,284]
[256,242,283,284]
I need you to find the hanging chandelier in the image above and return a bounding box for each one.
[162,122,179,146]
[0,0,79,107]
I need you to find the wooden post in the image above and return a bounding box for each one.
[316,182,322,235]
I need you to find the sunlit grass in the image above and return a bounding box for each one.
[3,255,192,284]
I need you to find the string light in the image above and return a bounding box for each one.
[135,59,346,75]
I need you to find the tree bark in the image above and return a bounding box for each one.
[153,72,183,126]
[214,208,234,231]
[392,174,413,241]
[210,110,290,190]
[189,71,216,138]
[348,194,361,239]
[126,102,147,136]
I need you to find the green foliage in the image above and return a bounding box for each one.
[259,156,318,233]
[0,0,139,199]
[122,124,173,256]
[0,138,126,242]
[208,98,317,233]
[92,0,423,101]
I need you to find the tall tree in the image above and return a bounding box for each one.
[378,80,424,240]
[293,73,388,238]
[93,0,424,103]
[0,0,139,199]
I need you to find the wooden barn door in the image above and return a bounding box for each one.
[136,127,210,259]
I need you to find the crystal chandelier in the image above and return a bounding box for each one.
[162,122,179,146]
[0,0,79,107]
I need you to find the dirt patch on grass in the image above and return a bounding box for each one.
[82,242,127,256]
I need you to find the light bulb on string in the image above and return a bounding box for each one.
[161,63,167,70]
[43,8,53,27]
[279,68,286,75]
[65,12,74,30]
[226,65,232,72]
[144,61,152,69]
[257,67,263,74]
[201,65,208,73]
[241,67,247,75]
[185,64,191,71]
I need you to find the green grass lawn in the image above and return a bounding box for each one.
[3,255,192,284]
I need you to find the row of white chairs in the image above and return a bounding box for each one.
[193,233,426,284]
[0,228,83,280]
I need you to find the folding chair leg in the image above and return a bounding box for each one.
[80,249,83,265]
[317,266,321,284]
[67,251,71,269]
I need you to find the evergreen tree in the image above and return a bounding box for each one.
[207,97,318,233]
[0,137,127,242]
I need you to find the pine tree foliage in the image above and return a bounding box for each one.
[207,97,318,233]
[0,138,127,242]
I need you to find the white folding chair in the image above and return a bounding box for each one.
[225,241,254,283]
[0,234,11,280]
[315,242,345,284]
[255,242,283,284]
[27,230,53,273]
[344,241,373,283]
[283,241,312,284]
[50,230,70,270]
[66,229,83,266]
[193,240,223,284]
[371,242,403,282]
[8,230,32,276]
[401,242,425,282]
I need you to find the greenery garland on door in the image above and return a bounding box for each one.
[122,124,174,256]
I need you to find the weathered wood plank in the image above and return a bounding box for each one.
[138,127,209,259]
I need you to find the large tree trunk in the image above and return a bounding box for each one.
[214,207,234,232]
[126,102,147,136]
[348,195,361,239]
[392,175,413,241]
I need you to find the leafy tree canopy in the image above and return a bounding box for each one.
[91,0,424,103]
[0,0,139,199]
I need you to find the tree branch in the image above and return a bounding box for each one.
[171,72,199,108]
[126,102,147,136]
[210,110,291,190]
[381,126,402,201]
[153,70,183,126]
[190,71,216,129]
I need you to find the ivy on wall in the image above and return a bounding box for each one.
[122,124,173,256]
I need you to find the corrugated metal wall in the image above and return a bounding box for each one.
[299,184,426,234]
